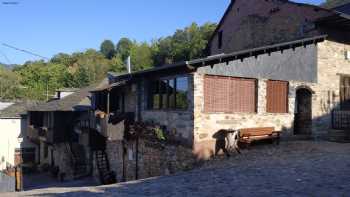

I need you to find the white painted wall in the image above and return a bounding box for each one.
[0,118,21,170]
[0,118,37,170]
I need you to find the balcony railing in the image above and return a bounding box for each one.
[332,110,350,129]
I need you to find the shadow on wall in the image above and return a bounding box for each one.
[203,91,350,160]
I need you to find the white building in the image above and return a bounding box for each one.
[0,102,39,170]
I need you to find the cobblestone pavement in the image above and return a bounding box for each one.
[4,141,350,197]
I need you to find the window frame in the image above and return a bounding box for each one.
[204,75,258,114]
[147,75,189,111]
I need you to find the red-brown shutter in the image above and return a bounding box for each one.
[204,75,231,113]
[204,75,256,113]
[266,80,289,113]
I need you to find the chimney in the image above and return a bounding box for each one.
[127,56,132,73]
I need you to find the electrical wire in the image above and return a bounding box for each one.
[2,43,49,60]
[0,50,11,64]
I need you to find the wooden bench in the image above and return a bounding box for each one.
[239,127,280,147]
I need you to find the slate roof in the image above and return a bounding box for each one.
[333,3,350,15]
[0,101,41,118]
[28,79,108,112]
[109,35,327,82]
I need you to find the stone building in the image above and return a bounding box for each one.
[90,0,350,182]
[26,84,103,180]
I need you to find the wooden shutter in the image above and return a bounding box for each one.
[266,80,289,113]
[204,75,231,113]
[231,78,256,113]
[204,75,256,113]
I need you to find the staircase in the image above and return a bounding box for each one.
[65,143,90,179]
[328,129,350,143]
[95,150,116,185]
[71,144,89,179]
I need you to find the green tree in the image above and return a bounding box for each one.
[151,22,216,66]
[50,53,77,66]
[130,42,154,71]
[322,0,350,8]
[100,40,116,59]
[110,54,126,73]
[74,67,90,87]
[0,66,23,99]
[116,38,133,61]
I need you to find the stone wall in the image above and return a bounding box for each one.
[105,138,196,182]
[192,72,315,159]
[311,39,350,136]
[210,0,331,55]
[106,140,124,182]
[139,75,195,145]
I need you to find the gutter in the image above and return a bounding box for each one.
[186,35,327,68]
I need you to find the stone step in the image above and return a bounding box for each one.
[328,129,350,143]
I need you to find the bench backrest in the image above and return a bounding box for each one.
[239,127,275,137]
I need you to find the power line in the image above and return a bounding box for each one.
[0,50,11,64]
[2,43,49,60]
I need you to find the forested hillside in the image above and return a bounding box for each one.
[322,0,350,8]
[0,22,216,100]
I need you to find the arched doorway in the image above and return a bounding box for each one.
[294,88,312,135]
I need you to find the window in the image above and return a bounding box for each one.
[148,76,189,110]
[204,75,257,113]
[266,80,289,113]
[44,144,48,158]
[340,75,350,110]
[218,31,223,49]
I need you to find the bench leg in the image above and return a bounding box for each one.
[275,136,280,145]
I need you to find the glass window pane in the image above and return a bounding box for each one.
[169,79,176,109]
[159,80,168,109]
[148,80,161,109]
[176,77,188,109]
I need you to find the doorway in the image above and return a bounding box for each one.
[294,88,312,135]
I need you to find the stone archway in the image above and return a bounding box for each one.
[294,88,313,135]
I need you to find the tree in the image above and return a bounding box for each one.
[5,21,217,101]
[0,66,22,99]
[100,40,116,59]
[50,53,76,66]
[130,42,154,71]
[110,54,126,73]
[151,22,217,66]
[74,67,90,87]
[322,0,350,8]
[116,38,133,61]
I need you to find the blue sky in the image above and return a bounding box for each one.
[0,0,325,64]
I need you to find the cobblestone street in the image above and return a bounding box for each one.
[5,141,350,197]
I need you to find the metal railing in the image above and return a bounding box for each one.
[332,109,350,129]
